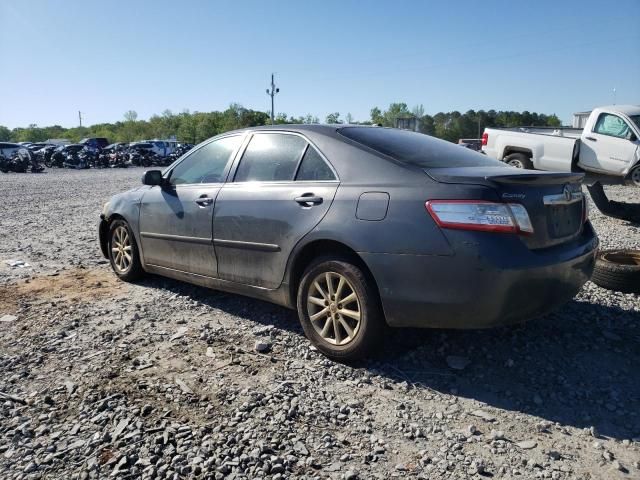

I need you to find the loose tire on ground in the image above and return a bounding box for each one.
[296,257,385,362]
[591,249,640,294]
[504,153,533,169]
[108,219,144,282]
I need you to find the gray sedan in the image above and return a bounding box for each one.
[99,125,598,361]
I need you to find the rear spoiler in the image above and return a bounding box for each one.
[487,172,584,185]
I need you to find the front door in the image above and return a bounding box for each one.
[139,135,244,276]
[213,132,339,289]
[579,112,640,174]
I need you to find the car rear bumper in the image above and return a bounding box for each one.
[360,222,598,329]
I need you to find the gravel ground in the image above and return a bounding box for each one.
[0,168,639,480]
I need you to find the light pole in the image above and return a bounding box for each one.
[266,73,279,125]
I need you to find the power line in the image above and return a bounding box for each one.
[266,74,279,125]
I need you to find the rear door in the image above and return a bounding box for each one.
[579,112,640,174]
[138,135,244,276]
[213,132,339,288]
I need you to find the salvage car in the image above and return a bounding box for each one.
[99,126,598,361]
[0,142,23,158]
[482,105,640,183]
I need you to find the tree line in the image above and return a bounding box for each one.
[0,102,561,145]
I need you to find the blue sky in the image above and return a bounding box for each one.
[1,0,638,128]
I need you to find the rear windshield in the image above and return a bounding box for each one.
[338,127,503,168]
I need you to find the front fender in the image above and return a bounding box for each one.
[98,216,109,258]
[99,187,148,264]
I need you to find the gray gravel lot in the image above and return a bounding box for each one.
[0,168,639,479]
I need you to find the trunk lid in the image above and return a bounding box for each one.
[425,166,586,249]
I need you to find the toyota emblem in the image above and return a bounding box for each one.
[563,184,572,202]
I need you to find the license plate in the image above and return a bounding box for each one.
[547,203,581,238]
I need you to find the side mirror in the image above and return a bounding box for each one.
[142,170,163,186]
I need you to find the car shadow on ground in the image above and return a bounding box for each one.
[140,274,640,441]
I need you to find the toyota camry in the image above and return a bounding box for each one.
[99,125,598,361]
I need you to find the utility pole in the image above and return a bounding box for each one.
[613,87,617,105]
[265,73,279,125]
[78,111,83,127]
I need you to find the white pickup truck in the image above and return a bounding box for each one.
[482,105,640,185]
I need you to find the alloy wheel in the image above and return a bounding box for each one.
[631,167,640,187]
[307,272,361,346]
[111,225,133,274]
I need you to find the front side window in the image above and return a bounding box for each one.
[594,113,632,139]
[234,133,307,182]
[296,146,336,181]
[169,135,242,185]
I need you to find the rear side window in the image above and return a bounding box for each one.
[234,133,307,182]
[296,146,336,181]
[338,127,503,169]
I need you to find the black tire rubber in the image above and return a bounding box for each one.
[627,165,640,187]
[591,249,640,294]
[296,257,385,362]
[504,153,534,169]
[108,219,145,282]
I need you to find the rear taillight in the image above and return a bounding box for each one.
[425,200,534,234]
[481,132,488,146]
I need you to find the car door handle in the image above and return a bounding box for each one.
[294,194,323,206]
[195,196,213,207]
[585,136,597,142]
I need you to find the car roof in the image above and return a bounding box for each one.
[223,124,387,139]
[597,105,640,116]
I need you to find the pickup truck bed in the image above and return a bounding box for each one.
[482,127,582,172]
[482,105,640,180]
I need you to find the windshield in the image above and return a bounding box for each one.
[338,127,504,169]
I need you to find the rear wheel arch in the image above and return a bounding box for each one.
[287,239,382,313]
[503,146,533,159]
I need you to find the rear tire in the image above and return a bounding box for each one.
[297,257,385,362]
[108,219,144,282]
[591,249,640,294]
[505,153,533,169]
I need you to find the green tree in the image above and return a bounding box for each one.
[370,107,384,125]
[0,126,11,141]
[325,112,341,124]
[304,114,319,124]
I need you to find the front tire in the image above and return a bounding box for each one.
[628,165,640,187]
[108,219,144,281]
[505,153,533,169]
[297,258,384,362]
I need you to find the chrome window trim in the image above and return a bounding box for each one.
[542,192,583,206]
